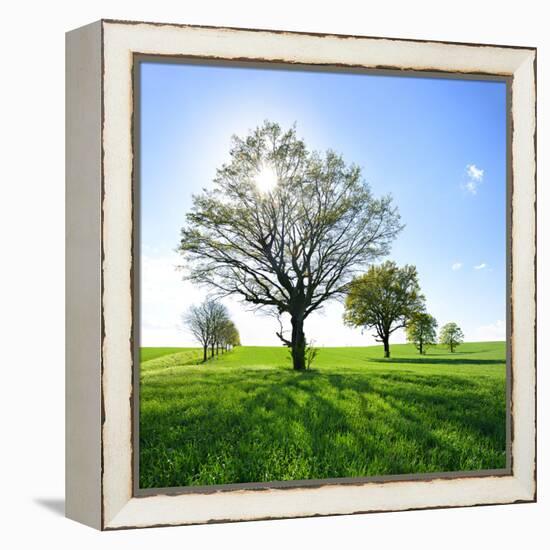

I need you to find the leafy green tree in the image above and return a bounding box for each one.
[344,261,425,358]
[439,322,464,352]
[228,322,241,348]
[209,302,230,357]
[406,312,438,354]
[178,121,402,370]
[219,319,240,352]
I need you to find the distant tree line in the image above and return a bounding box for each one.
[183,299,240,363]
[183,266,465,364]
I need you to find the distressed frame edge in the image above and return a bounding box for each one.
[98,20,536,530]
[103,16,537,53]
[509,49,537,500]
[65,19,104,530]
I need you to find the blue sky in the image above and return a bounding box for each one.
[139,61,507,347]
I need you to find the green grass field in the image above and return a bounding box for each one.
[139,342,507,489]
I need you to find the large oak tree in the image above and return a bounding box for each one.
[178,122,402,370]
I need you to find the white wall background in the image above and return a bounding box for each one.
[0,1,547,547]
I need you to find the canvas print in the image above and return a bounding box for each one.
[137,60,508,490]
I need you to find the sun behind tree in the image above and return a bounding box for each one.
[177,121,403,370]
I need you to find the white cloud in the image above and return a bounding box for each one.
[451,262,463,271]
[476,320,506,341]
[466,164,484,181]
[463,163,484,195]
[474,263,487,270]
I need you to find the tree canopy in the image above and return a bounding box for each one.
[406,312,438,354]
[219,319,240,350]
[439,322,464,352]
[344,261,425,358]
[178,121,403,370]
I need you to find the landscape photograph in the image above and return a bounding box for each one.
[137,60,508,490]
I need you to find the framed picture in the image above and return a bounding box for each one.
[66,19,536,530]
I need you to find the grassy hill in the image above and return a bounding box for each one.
[139,342,507,489]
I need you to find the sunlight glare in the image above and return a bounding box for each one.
[255,163,278,193]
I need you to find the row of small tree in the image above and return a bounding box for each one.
[343,261,464,358]
[183,299,240,363]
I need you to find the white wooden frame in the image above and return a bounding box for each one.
[66,19,536,530]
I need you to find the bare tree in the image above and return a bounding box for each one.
[178,121,402,370]
[182,299,230,362]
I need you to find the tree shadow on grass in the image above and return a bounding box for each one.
[325,371,479,391]
[140,364,506,488]
[323,371,505,433]
[366,357,504,366]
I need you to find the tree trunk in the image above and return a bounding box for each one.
[211,342,215,357]
[216,343,219,356]
[291,316,306,371]
[383,336,390,358]
[419,340,423,355]
[203,345,207,363]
